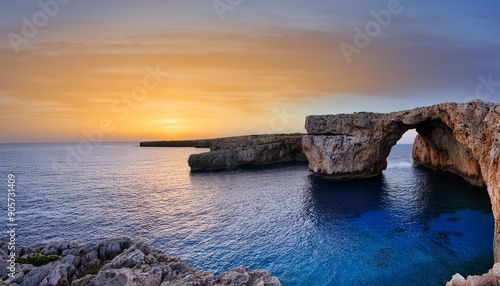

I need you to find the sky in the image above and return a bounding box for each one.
[0,0,499,143]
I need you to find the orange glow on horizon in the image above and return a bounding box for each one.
[0,31,347,143]
[2,2,498,143]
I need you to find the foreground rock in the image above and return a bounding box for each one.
[445,263,500,286]
[303,100,500,262]
[187,134,306,171]
[0,238,281,286]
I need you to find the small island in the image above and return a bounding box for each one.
[142,134,307,171]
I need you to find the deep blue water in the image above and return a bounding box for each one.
[0,143,493,285]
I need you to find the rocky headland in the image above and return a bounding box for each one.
[302,100,500,263]
[141,134,307,171]
[0,237,281,286]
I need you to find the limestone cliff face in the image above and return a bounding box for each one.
[140,135,304,150]
[412,133,483,186]
[188,134,306,171]
[302,135,384,179]
[303,100,500,261]
[206,135,304,151]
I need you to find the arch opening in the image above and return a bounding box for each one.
[396,129,417,145]
[381,119,484,187]
[302,101,500,264]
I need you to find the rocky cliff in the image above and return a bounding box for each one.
[302,100,500,262]
[187,134,306,171]
[0,237,281,286]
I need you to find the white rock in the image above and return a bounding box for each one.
[492,263,500,277]
[451,273,466,285]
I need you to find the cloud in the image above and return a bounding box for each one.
[1,0,499,142]
[1,26,499,117]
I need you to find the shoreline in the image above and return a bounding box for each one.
[141,134,307,171]
[0,237,281,286]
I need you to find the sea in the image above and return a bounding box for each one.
[0,142,494,285]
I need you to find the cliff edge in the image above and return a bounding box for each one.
[140,134,307,171]
[302,100,500,266]
[188,134,306,171]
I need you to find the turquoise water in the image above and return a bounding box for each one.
[0,143,493,285]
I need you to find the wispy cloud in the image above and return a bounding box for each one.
[1,0,499,142]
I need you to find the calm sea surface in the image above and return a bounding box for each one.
[0,143,493,285]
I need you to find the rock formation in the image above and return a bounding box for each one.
[302,100,500,262]
[445,263,500,286]
[0,238,281,286]
[186,134,306,171]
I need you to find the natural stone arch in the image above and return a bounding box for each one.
[302,100,500,261]
[376,118,483,186]
[412,119,483,186]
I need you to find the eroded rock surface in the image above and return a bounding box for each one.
[303,100,500,262]
[445,263,500,286]
[0,238,281,286]
[187,134,306,171]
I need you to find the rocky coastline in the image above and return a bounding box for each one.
[301,100,500,285]
[141,134,307,171]
[140,100,500,285]
[302,101,494,185]
[446,264,500,286]
[0,237,281,286]
[302,100,500,261]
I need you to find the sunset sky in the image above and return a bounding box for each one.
[1,0,499,143]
